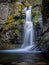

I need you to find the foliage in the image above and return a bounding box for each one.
[32,7,39,23]
[33,14,38,23]
[24,1,30,6]
[0,0,43,49]
[4,15,15,30]
[15,29,20,36]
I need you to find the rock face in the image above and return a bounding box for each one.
[0,0,49,51]
[0,3,12,24]
[0,0,32,49]
[40,23,49,52]
[40,22,49,60]
[42,0,49,25]
[0,2,24,49]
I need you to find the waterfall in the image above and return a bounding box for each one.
[21,6,35,49]
[0,6,42,53]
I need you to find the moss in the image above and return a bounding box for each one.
[15,29,20,34]
[4,15,22,30]
[14,2,24,17]
[33,14,38,23]
[39,0,42,4]
[24,1,30,6]
[15,29,19,33]
[32,6,40,24]
[32,10,38,23]
[12,0,30,17]
[12,0,18,2]
[4,15,15,30]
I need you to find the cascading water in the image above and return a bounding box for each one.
[21,6,35,49]
[0,6,42,53]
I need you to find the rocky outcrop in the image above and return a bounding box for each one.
[0,2,24,49]
[0,0,47,50]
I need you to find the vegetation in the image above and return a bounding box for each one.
[0,0,42,49]
[0,1,49,65]
[0,0,49,50]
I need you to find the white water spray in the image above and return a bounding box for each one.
[0,6,42,53]
[21,6,34,49]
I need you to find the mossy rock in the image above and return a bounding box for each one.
[24,1,31,6]
[4,15,15,30]
[13,2,24,17]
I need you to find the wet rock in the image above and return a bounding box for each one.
[18,62,29,65]
[35,21,49,61]
[10,62,18,65]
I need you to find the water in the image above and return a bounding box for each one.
[21,6,34,49]
[0,6,41,53]
[0,6,44,64]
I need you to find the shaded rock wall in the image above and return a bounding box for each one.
[0,2,23,49]
[0,0,42,49]
[42,0,49,25]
